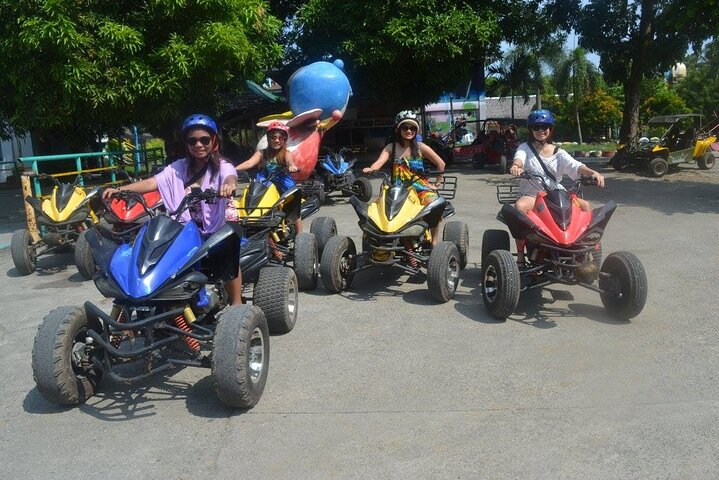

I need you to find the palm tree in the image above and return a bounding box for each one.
[487,41,564,117]
[552,47,600,143]
[487,46,535,119]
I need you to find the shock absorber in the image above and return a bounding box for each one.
[268,235,285,260]
[173,314,200,352]
[406,247,419,269]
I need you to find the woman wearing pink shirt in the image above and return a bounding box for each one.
[103,114,242,303]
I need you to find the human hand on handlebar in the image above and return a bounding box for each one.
[219,183,236,198]
[362,167,373,174]
[591,172,605,188]
[102,187,121,200]
[288,165,300,173]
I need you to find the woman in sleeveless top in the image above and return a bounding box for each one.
[236,121,302,233]
[363,110,446,245]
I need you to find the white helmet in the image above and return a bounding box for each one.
[395,110,419,130]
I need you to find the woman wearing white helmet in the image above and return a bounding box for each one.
[236,121,303,233]
[363,110,446,245]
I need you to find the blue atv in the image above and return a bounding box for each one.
[31,188,294,409]
[315,147,373,203]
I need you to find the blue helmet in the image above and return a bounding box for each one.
[181,114,218,136]
[527,109,555,127]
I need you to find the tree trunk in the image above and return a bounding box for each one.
[575,104,583,144]
[536,86,542,109]
[511,91,515,119]
[619,0,655,144]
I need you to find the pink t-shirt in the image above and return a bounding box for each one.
[154,158,237,236]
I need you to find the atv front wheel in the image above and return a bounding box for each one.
[212,305,269,408]
[481,229,510,271]
[610,151,626,171]
[427,241,460,303]
[11,229,37,275]
[482,250,520,320]
[320,235,356,293]
[351,177,373,202]
[74,230,95,280]
[698,152,716,170]
[293,232,318,290]
[648,157,668,177]
[442,221,469,269]
[32,306,103,405]
[472,153,486,169]
[310,216,337,255]
[599,252,647,320]
[254,267,298,334]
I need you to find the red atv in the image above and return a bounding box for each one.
[480,172,647,321]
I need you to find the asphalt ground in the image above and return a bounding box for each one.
[1,162,718,479]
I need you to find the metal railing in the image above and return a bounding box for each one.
[19,148,164,197]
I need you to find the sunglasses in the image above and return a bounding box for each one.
[186,136,212,146]
[531,124,551,132]
[400,125,418,132]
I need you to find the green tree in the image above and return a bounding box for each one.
[675,40,719,119]
[640,81,689,123]
[551,47,600,143]
[0,0,282,146]
[577,88,622,141]
[577,0,717,143]
[293,1,575,108]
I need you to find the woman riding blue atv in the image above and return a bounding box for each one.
[102,114,243,303]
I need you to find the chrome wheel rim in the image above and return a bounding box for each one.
[447,256,459,290]
[483,265,499,303]
[248,327,265,383]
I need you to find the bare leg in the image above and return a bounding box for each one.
[576,198,591,212]
[295,218,302,234]
[514,195,536,262]
[430,225,440,246]
[226,270,243,305]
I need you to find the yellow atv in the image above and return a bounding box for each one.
[232,170,336,291]
[11,173,99,277]
[320,171,468,303]
[612,114,718,177]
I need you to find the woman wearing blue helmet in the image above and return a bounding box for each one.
[509,109,605,262]
[103,114,243,304]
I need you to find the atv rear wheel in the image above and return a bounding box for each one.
[427,241,460,303]
[648,157,668,177]
[500,155,509,173]
[442,221,469,269]
[698,152,716,170]
[599,252,647,320]
[74,230,95,280]
[472,153,486,169]
[293,232,318,290]
[482,250,520,320]
[481,229,510,271]
[310,216,337,255]
[32,306,103,405]
[212,305,269,408]
[11,229,37,275]
[254,267,298,334]
[320,235,356,293]
[351,177,373,202]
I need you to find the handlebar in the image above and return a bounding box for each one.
[518,171,603,191]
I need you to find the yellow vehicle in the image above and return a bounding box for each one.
[11,174,99,277]
[232,171,335,291]
[612,114,718,177]
[319,172,468,303]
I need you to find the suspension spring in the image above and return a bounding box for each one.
[268,236,285,260]
[173,315,200,352]
[407,247,419,269]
